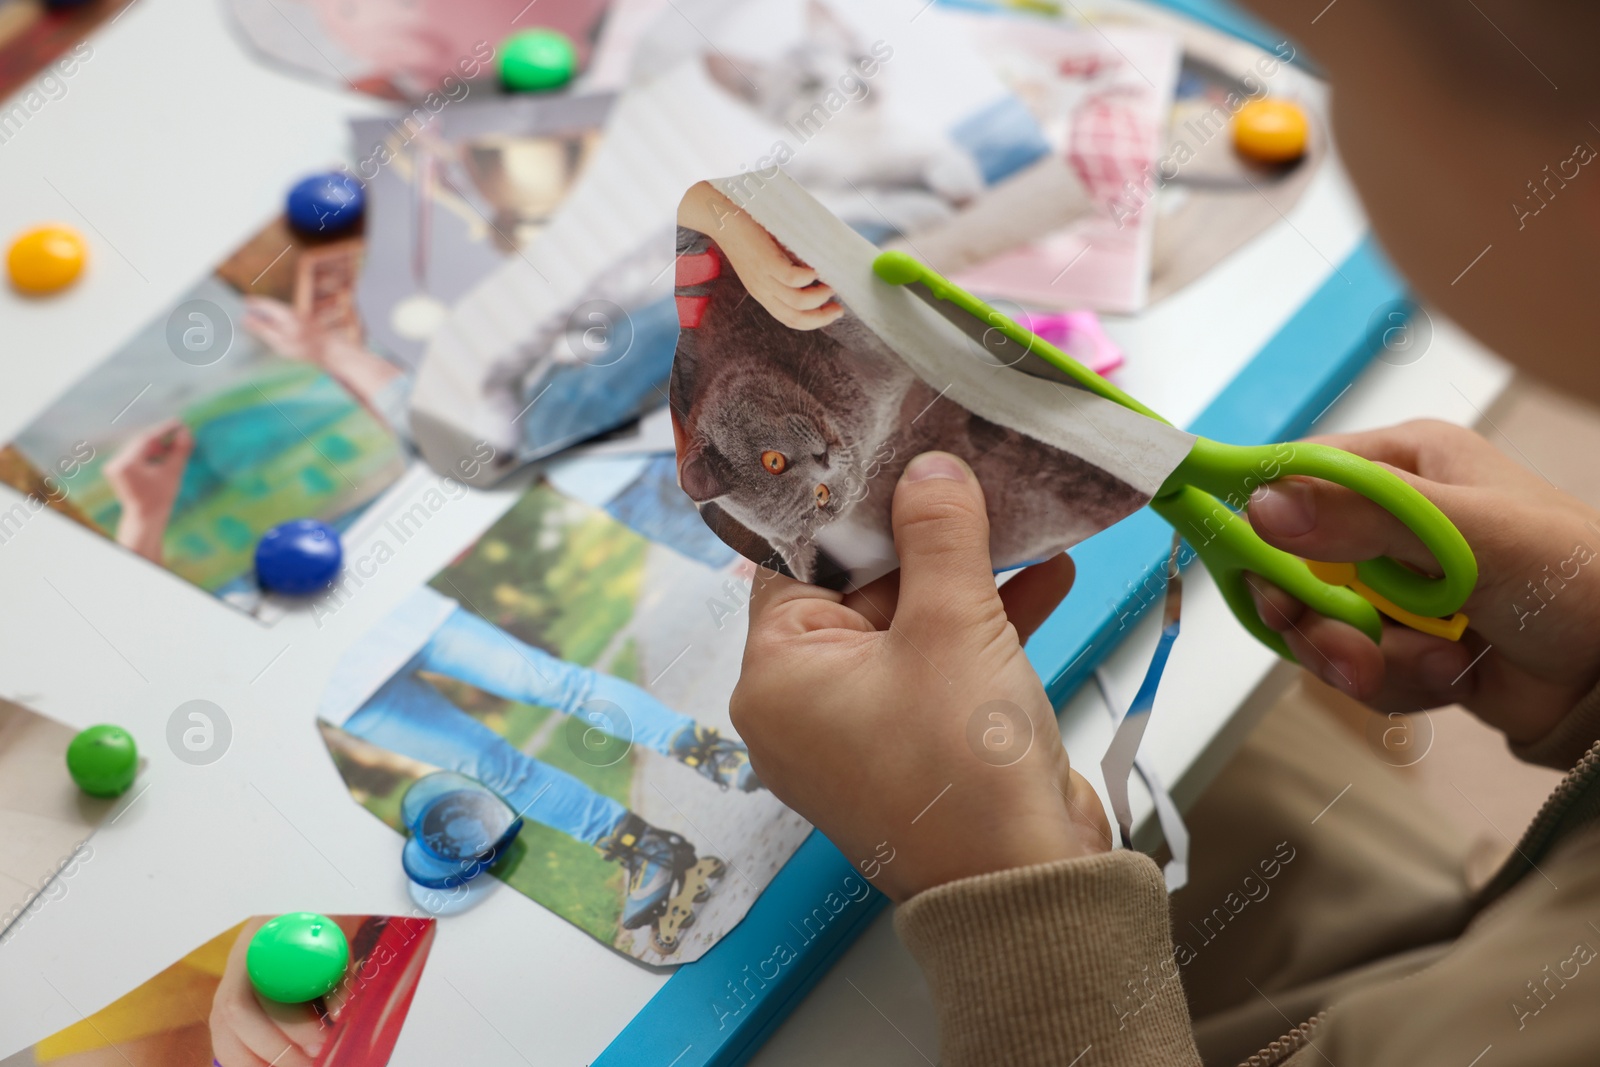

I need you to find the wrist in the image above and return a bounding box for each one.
[115,511,169,562]
[884,804,1108,902]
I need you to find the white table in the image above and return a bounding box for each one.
[0,1,1510,1063]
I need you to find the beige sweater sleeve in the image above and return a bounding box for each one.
[895,850,1202,1066]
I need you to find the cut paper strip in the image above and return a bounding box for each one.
[4,915,434,1066]
[1095,669,1191,894]
[1098,536,1190,892]
[669,170,1195,590]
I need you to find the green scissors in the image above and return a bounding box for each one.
[872,250,1476,662]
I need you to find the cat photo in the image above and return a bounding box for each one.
[668,174,1192,591]
[699,0,986,240]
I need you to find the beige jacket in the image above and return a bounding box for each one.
[896,686,1600,1066]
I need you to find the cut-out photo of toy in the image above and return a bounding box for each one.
[668,172,1196,590]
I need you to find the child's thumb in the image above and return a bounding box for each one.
[890,453,1004,641]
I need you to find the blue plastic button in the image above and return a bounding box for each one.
[400,772,523,888]
[285,172,365,236]
[403,836,492,889]
[255,519,342,595]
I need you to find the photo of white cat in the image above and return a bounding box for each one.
[668,173,1198,591]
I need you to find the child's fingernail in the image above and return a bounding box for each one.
[1319,657,1356,694]
[904,453,968,483]
[1253,481,1316,537]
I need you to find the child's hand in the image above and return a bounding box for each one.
[105,419,195,564]
[1246,419,1600,744]
[241,297,315,363]
[210,917,325,1067]
[678,181,842,330]
[730,452,1110,903]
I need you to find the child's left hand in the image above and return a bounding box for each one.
[730,452,1110,902]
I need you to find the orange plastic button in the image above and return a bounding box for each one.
[1233,99,1309,165]
[8,224,87,294]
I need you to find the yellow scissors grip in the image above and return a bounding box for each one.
[1302,560,1469,640]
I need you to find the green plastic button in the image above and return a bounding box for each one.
[247,913,350,1003]
[499,29,577,92]
[65,725,138,797]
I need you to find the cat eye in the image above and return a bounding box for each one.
[814,484,830,508]
[761,451,787,474]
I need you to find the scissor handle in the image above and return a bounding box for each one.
[1151,485,1382,661]
[1164,438,1478,620]
[869,250,1479,642]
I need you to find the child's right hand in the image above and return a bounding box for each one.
[1246,419,1600,745]
[678,182,843,330]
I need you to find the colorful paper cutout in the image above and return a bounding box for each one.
[319,473,809,965]
[2,915,434,1066]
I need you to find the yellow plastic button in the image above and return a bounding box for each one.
[1233,99,1309,165]
[8,224,87,294]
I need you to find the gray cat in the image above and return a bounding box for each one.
[701,0,983,239]
[670,226,1146,589]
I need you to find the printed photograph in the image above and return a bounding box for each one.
[0,915,435,1066]
[1143,22,1325,303]
[225,0,612,100]
[0,699,123,943]
[0,0,128,103]
[408,0,1058,486]
[663,0,1048,243]
[910,15,1183,312]
[870,6,1324,311]
[318,477,809,966]
[353,93,615,373]
[668,174,1191,591]
[1,218,409,618]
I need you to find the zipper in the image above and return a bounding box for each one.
[1235,1011,1326,1067]
[1475,738,1600,907]
[1231,739,1600,1067]
[1224,740,1600,1067]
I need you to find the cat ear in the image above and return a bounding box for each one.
[679,441,733,503]
[704,54,762,105]
[806,0,860,55]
